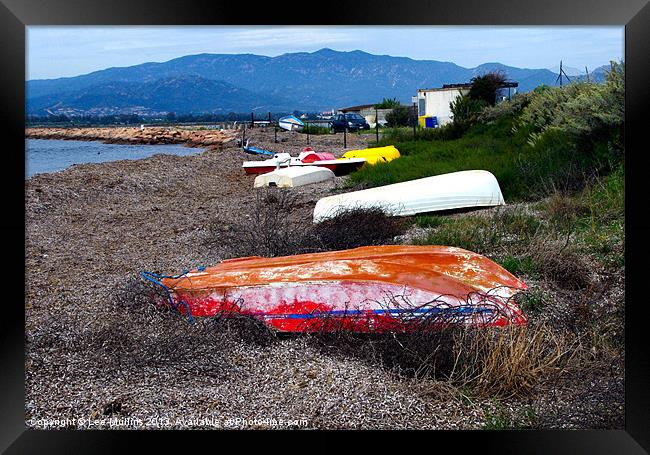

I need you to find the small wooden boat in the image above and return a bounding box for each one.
[342,145,401,164]
[141,245,527,332]
[314,170,505,222]
[243,151,366,176]
[278,115,305,131]
[254,166,335,188]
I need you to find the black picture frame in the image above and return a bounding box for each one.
[3,0,649,452]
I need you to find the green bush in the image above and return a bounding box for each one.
[519,62,624,158]
[468,72,508,106]
[450,95,488,132]
[385,105,413,127]
[477,92,535,124]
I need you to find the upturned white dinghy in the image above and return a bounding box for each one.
[254,166,335,188]
[278,115,305,131]
[313,170,505,222]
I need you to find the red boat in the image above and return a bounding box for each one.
[242,150,367,176]
[141,245,527,333]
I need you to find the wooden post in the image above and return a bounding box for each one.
[307,123,310,145]
[268,112,271,123]
[274,126,278,143]
[375,107,379,143]
[343,127,347,149]
[242,124,246,146]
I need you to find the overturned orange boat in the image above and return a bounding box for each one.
[141,245,527,332]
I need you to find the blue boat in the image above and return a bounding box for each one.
[242,140,276,157]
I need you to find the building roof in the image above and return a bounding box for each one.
[418,83,472,93]
[339,104,376,112]
[418,81,519,93]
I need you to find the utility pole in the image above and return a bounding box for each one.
[375,106,379,143]
[555,60,572,87]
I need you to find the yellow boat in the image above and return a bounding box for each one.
[341,145,400,165]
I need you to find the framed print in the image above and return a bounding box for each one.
[2,0,649,451]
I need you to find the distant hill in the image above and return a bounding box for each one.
[28,75,291,116]
[26,48,612,115]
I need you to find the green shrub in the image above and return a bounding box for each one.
[450,95,488,132]
[385,105,413,127]
[477,92,535,124]
[519,61,624,159]
[468,72,508,106]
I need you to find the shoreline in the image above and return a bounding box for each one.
[25,126,239,150]
[26,139,208,179]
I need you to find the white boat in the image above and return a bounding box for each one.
[313,170,505,222]
[254,166,335,188]
[243,151,366,176]
[278,115,305,131]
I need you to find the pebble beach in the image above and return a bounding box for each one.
[24,127,622,429]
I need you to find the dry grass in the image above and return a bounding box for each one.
[447,324,574,398]
[307,323,575,400]
[207,188,406,258]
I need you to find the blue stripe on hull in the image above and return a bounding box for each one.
[250,306,495,320]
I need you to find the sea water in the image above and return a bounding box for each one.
[25,139,201,178]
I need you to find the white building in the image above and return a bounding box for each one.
[415,83,472,126]
[416,82,519,126]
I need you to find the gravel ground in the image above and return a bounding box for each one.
[25,128,623,429]
[25,129,488,429]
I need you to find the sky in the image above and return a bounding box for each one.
[26,26,624,80]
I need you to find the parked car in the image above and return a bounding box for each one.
[330,113,370,132]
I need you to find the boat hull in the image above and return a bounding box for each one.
[243,145,275,156]
[243,159,366,176]
[254,166,335,188]
[313,170,505,222]
[155,245,527,332]
[278,115,305,132]
[342,145,401,164]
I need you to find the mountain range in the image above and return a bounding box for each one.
[26,48,611,116]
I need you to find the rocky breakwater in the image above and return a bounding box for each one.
[26,127,239,150]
